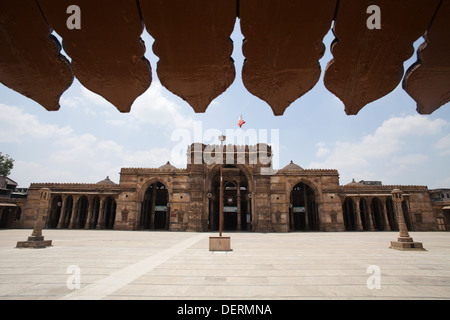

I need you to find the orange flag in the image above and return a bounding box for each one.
[237,114,245,128]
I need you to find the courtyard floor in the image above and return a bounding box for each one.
[0,229,449,300]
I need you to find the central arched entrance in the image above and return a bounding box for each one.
[140,181,169,230]
[289,182,319,231]
[209,165,252,231]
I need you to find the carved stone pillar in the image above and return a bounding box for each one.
[57,195,67,229]
[390,189,425,251]
[17,188,52,248]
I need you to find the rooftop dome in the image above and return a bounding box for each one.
[158,161,177,171]
[282,160,303,170]
[345,178,362,186]
[96,176,116,185]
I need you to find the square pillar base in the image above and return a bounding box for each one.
[16,236,52,249]
[209,236,231,251]
[390,240,425,251]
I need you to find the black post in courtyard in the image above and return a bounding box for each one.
[17,188,52,248]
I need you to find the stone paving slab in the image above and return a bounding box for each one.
[0,229,449,300]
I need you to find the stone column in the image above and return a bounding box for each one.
[165,197,170,230]
[68,195,79,229]
[57,195,67,229]
[368,198,375,231]
[85,196,93,229]
[17,188,52,248]
[303,187,309,230]
[96,197,105,229]
[355,197,363,231]
[390,189,424,250]
[150,186,156,229]
[382,197,391,231]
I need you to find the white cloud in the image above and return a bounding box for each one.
[435,134,450,155]
[315,142,330,158]
[309,115,447,184]
[122,148,172,168]
[390,153,428,167]
[386,153,429,179]
[128,82,196,129]
[1,102,175,186]
[0,103,73,143]
[72,81,198,131]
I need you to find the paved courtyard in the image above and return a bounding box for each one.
[0,229,449,300]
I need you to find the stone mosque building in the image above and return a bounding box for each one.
[3,143,444,233]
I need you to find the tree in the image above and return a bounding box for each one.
[0,153,14,177]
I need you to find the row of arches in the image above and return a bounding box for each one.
[342,197,413,231]
[44,179,414,233]
[46,195,116,230]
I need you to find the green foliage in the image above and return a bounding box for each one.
[0,153,14,177]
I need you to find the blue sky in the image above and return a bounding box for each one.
[1,20,449,189]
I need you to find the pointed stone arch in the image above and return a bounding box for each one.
[207,164,252,231]
[140,180,170,230]
[289,180,320,231]
[342,197,357,231]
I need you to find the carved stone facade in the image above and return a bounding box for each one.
[15,144,439,232]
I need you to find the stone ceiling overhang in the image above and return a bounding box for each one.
[0,0,448,115]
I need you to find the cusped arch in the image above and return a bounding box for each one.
[289,178,321,201]
[206,164,254,194]
[289,178,320,231]
[138,177,172,203]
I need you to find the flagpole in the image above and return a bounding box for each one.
[209,134,231,251]
[219,164,223,237]
[218,134,226,237]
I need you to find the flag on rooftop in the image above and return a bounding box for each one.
[237,114,245,128]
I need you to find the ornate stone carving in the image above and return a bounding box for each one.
[141,0,235,112]
[240,0,336,115]
[39,0,151,113]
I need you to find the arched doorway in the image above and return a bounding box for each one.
[47,195,62,228]
[103,196,116,229]
[75,195,89,229]
[386,198,398,231]
[61,196,73,228]
[402,200,413,230]
[289,182,319,231]
[359,198,370,231]
[342,197,356,231]
[209,165,251,231]
[370,198,385,231]
[140,181,169,230]
[88,196,100,229]
[0,206,15,228]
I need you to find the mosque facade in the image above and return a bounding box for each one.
[8,144,441,233]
